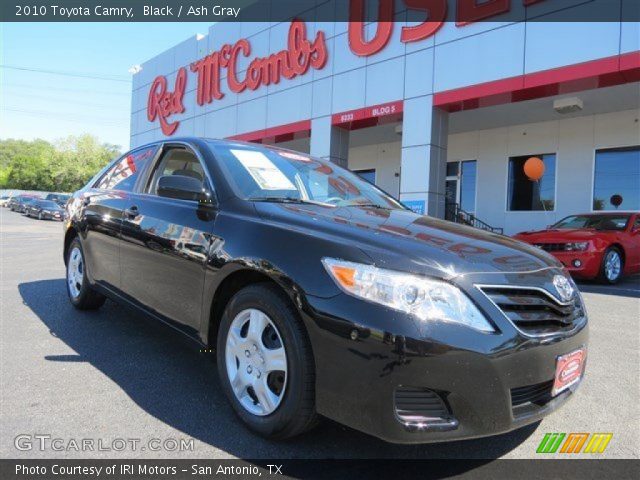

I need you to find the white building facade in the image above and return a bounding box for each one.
[130,0,640,234]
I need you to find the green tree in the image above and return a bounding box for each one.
[0,135,121,191]
[5,140,56,190]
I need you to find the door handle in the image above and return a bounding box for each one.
[125,206,139,218]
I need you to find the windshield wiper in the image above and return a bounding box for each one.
[248,196,335,207]
[343,203,394,210]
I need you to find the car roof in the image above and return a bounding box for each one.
[135,136,310,156]
[570,211,639,215]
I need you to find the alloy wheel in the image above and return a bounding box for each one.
[225,308,287,416]
[67,247,84,299]
[604,250,621,281]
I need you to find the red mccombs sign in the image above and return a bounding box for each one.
[148,20,326,136]
[147,0,548,135]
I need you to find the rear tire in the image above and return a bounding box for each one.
[598,247,623,284]
[66,237,106,310]
[216,283,317,439]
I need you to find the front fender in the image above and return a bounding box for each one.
[196,211,374,344]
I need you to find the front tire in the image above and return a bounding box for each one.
[217,283,317,439]
[599,247,623,284]
[66,238,106,310]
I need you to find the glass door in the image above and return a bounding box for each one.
[445,162,459,221]
[445,160,477,220]
[459,160,477,214]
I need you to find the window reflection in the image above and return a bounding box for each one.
[508,154,556,211]
[593,146,640,211]
[96,146,157,192]
[460,160,476,213]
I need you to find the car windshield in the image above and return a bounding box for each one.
[210,143,404,210]
[40,200,59,208]
[552,214,630,231]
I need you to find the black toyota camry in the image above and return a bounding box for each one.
[63,138,588,443]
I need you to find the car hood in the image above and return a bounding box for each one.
[254,203,561,278]
[514,228,611,242]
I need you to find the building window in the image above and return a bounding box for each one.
[460,160,477,212]
[507,154,556,211]
[353,169,376,184]
[593,146,640,211]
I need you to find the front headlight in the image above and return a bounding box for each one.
[565,242,589,251]
[322,258,494,333]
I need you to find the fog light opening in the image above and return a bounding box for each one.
[394,387,458,432]
[572,259,582,268]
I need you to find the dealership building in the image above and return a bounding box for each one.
[130,3,639,235]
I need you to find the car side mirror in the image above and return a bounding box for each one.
[157,175,211,204]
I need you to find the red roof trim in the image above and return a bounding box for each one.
[228,119,311,143]
[434,51,640,112]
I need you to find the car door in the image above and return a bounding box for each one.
[119,142,217,333]
[81,144,160,291]
[627,215,640,272]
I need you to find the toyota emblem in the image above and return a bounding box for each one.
[553,275,575,302]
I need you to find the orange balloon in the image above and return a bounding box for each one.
[524,157,545,181]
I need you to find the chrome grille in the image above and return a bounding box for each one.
[479,286,585,336]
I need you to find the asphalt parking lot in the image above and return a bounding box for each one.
[1,208,638,459]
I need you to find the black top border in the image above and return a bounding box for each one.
[2,0,639,23]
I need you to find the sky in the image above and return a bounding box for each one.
[1,22,214,150]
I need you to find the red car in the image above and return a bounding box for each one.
[514,212,640,284]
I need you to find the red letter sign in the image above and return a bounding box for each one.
[401,0,447,43]
[147,67,187,136]
[348,0,394,56]
[190,20,327,107]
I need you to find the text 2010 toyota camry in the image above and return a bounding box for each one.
[63,138,588,443]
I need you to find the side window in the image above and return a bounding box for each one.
[146,147,208,196]
[95,145,158,192]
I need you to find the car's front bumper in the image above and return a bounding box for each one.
[546,251,602,279]
[41,212,64,220]
[301,282,588,444]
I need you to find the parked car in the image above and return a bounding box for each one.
[514,212,640,284]
[63,138,588,444]
[0,195,10,207]
[25,199,65,221]
[12,196,40,214]
[6,196,19,210]
[8,195,36,212]
[20,198,39,214]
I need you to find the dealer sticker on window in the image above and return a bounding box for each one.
[231,149,296,191]
[552,347,586,396]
